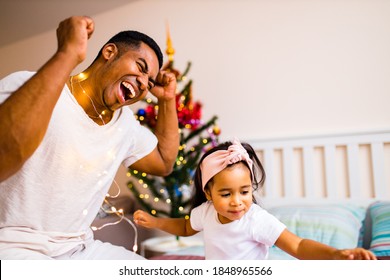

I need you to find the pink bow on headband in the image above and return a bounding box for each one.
[200,139,253,190]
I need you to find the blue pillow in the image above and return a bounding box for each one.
[267,204,366,260]
[368,201,390,257]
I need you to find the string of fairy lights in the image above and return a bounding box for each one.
[80,25,180,253]
[70,71,140,252]
[83,24,220,253]
[128,74,220,218]
[127,117,218,219]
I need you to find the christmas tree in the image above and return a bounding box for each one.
[127,28,221,218]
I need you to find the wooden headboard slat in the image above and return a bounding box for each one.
[303,146,315,198]
[324,144,337,199]
[249,130,390,208]
[347,143,360,199]
[282,147,294,198]
[371,142,387,197]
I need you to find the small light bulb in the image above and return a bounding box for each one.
[78,73,86,79]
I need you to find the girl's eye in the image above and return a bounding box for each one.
[221,193,230,198]
[242,191,249,195]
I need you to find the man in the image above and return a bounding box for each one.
[0,16,179,259]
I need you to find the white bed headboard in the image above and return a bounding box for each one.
[248,130,390,208]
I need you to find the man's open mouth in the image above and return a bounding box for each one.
[121,81,136,101]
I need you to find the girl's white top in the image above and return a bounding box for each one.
[190,201,286,259]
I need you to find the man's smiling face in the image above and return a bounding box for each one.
[100,42,159,111]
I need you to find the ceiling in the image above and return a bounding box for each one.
[0,0,138,47]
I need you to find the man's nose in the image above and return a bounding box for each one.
[136,75,148,92]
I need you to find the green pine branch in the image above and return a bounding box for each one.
[183,115,218,143]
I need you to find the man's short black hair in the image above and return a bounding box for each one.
[93,30,163,68]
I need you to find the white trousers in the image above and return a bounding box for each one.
[0,239,145,260]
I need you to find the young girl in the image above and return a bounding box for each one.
[134,139,376,260]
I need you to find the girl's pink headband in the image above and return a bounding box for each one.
[200,139,253,190]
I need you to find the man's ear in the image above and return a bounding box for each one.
[102,43,118,60]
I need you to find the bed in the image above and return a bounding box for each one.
[93,129,390,260]
[250,129,390,260]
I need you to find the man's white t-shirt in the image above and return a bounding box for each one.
[0,71,157,258]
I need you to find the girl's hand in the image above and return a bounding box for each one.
[133,209,157,229]
[334,248,377,260]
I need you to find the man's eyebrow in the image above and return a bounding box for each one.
[139,58,156,86]
[139,58,149,73]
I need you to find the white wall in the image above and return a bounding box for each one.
[1,0,389,141]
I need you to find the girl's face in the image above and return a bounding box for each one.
[205,162,253,224]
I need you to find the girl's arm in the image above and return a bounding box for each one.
[134,210,198,237]
[275,229,376,260]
